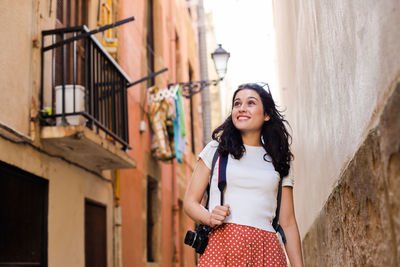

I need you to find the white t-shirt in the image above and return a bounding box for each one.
[198,140,294,233]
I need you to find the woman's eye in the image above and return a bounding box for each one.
[248,101,255,105]
[234,102,241,107]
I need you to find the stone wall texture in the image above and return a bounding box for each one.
[302,82,400,266]
[272,0,400,236]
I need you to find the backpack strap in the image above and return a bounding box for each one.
[205,151,229,208]
[205,150,220,210]
[272,178,287,243]
[217,155,228,205]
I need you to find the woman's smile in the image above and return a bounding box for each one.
[237,114,251,121]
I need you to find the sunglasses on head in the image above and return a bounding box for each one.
[254,82,271,95]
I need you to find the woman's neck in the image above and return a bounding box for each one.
[241,131,262,146]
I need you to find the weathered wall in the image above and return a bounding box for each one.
[117,1,147,265]
[272,0,400,238]
[118,0,202,266]
[0,0,102,136]
[0,1,121,266]
[303,82,400,266]
[0,0,40,136]
[0,136,114,267]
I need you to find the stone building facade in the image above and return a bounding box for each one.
[272,1,400,266]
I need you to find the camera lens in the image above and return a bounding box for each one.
[184,230,196,246]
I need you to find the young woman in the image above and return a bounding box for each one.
[184,83,303,266]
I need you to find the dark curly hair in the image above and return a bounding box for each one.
[211,83,293,178]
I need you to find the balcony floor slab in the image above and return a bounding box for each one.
[40,125,136,171]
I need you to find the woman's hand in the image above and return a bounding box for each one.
[209,204,230,227]
[183,159,231,228]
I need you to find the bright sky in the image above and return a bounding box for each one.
[203,0,279,100]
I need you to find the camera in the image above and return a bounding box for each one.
[184,224,211,254]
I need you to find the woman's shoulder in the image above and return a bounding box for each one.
[198,140,219,169]
[201,140,219,154]
[207,140,219,148]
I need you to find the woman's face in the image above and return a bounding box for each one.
[232,89,270,134]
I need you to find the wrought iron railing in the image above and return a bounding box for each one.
[41,25,130,150]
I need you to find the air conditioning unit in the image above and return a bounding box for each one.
[55,85,87,126]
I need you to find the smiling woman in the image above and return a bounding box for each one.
[183,83,304,266]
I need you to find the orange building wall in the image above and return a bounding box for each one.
[117,0,203,266]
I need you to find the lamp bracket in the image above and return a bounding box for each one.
[168,78,222,98]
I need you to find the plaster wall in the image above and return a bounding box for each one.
[272,0,400,237]
[0,0,104,137]
[0,0,39,136]
[0,1,125,266]
[0,138,114,267]
[118,0,202,266]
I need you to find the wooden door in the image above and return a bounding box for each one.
[0,161,48,267]
[85,199,107,267]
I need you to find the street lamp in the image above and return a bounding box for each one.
[211,44,230,80]
[171,44,230,98]
[211,44,230,121]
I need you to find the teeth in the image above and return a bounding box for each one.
[238,116,249,120]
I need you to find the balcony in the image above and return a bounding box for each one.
[40,25,135,170]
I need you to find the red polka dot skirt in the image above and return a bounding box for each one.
[198,223,287,267]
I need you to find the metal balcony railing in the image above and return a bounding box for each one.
[41,25,130,150]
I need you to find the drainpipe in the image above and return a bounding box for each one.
[114,170,122,267]
[169,0,180,265]
[172,161,180,267]
[198,0,212,145]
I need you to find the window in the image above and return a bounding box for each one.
[147,176,159,262]
[175,32,180,81]
[188,65,196,154]
[55,0,88,87]
[146,0,155,87]
[56,0,88,29]
[179,200,186,266]
[186,0,192,17]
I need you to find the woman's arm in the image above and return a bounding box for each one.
[280,186,304,267]
[183,159,230,227]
